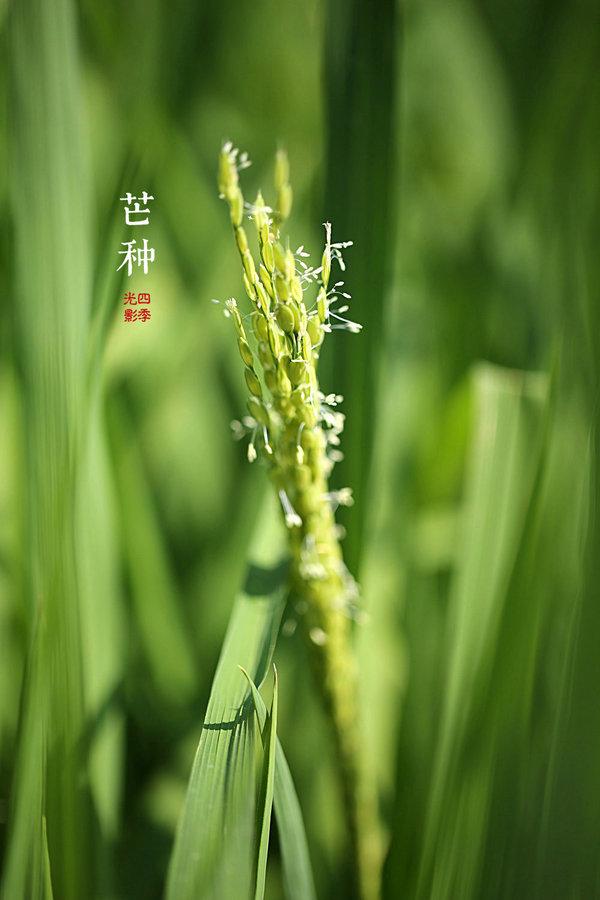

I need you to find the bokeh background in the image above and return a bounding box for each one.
[2,0,600,897]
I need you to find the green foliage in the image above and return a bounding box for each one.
[2,0,600,898]
[418,364,550,899]
[243,668,317,900]
[165,498,288,900]
[241,666,279,900]
[322,0,399,574]
[4,0,94,895]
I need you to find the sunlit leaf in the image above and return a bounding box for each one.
[242,667,317,900]
[166,496,287,900]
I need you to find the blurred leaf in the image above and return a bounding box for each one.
[77,400,124,853]
[0,365,25,760]
[272,741,318,900]
[322,0,400,574]
[5,0,93,895]
[166,496,287,900]
[1,631,45,900]
[415,362,549,899]
[402,2,513,250]
[110,400,197,706]
[40,817,54,900]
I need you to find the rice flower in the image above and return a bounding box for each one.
[217,143,380,900]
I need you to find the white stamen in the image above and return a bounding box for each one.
[279,489,302,528]
[323,488,354,509]
[262,426,273,455]
[230,419,246,441]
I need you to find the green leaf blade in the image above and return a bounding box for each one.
[165,497,287,900]
[253,668,278,900]
[241,667,317,900]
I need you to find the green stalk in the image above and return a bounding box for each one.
[218,145,381,899]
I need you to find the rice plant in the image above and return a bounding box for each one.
[214,143,380,897]
[3,0,600,898]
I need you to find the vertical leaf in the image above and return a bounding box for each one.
[5,0,92,896]
[243,670,317,900]
[110,400,197,705]
[273,743,318,900]
[322,0,400,572]
[77,396,125,874]
[241,667,279,900]
[166,496,287,900]
[415,363,549,900]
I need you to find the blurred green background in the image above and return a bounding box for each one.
[2,0,600,897]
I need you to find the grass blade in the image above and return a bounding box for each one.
[416,362,549,899]
[5,0,92,895]
[110,400,198,705]
[40,817,54,900]
[77,399,124,859]
[241,668,317,900]
[272,743,318,900]
[322,0,400,572]
[241,666,279,900]
[166,496,287,900]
